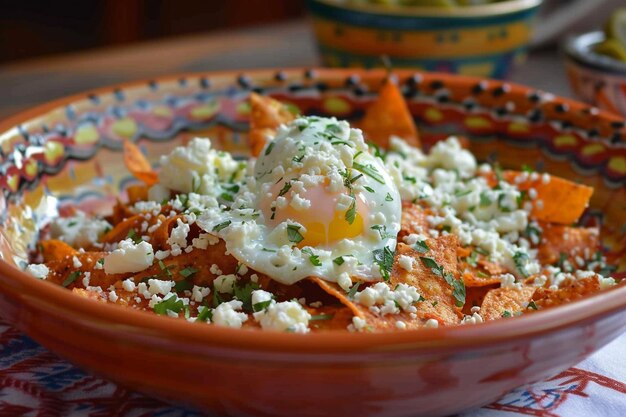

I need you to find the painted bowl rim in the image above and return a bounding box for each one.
[308,0,543,18]
[563,31,626,76]
[0,68,625,355]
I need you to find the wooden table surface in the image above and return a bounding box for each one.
[0,19,572,120]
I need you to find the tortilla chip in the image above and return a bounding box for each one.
[100,214,147,244]
[480,286,536,321]
[126,184,149,205]
[461,270,501,287]
[310,275,435,332]
[359,77,420,149]
[40,240,78,262]
[505,171,593,225]
[537,223,600,265]
[399,202,430,240]
[463,285,497,315]
[532,276,601,309]
[123,139,158,186]
[390,237,463,325]
[249,93,296,157]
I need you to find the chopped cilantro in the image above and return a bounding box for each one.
[97,258,104,266]
[287,224,304,244]
[373,246,394,281]
[219,192,234,202]
[466,251,478,267]
[497,193,512,213]
[345,196,357,225]
[264,141,275,156]
[153,295,185,315]
[310,314,334,321]
[278,181,292,197]
[455,189,472,197]
[253,300,273,312]
[196,305,212,322]
[420,256,439,271]
[325,123,342,134]
[333,256,345,266]
[385,193,393,201]
[158,260,173,278]
[347,282,360,299]
[364,186,375,193]
[212,290,222,308]
[479,191,492,207]
[513,251,530,278]
[213,220,232,232]
[126,229,142,244]
[420,257,465,307]
[352,162,385,184]
[174,279,194,292]
[371,225,392,239]
[62,271,81,287]
[494,163,504,182]
[233,281,260,312]
[302,248,322,266]
[501,310,512,318]
[517,190,527,208]
[179,267,198,279]
[414,240,429,254]
[527,301,538,310]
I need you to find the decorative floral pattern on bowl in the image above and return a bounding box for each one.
[0,68,625,417]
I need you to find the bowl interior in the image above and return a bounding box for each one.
[0,67,625,321]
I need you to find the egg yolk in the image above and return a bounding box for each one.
[259,180,368,247]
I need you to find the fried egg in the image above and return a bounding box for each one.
[197,116,402,285]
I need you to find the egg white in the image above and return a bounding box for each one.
[197,116,402,285]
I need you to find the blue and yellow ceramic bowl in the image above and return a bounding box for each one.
[307,0,542,79]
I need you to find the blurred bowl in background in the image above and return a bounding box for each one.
[306,0,543,79]
[564,31,626,116]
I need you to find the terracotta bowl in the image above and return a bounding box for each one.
[0,68,625,417]
[306,0,543,79]
[564,31,626,117]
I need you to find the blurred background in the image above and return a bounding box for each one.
[1,0,624,117]
[0,0,306,64]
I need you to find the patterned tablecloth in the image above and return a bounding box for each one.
[0,319,624,417]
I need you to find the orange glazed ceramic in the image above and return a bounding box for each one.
[0,69,625,417]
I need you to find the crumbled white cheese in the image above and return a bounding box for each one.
[395,320,407,330]
[398,255,414,272]
[212,300,248,328]
[213,274,237,294]
[251,289,273,306]
[354,282,421,316]
[349,316,367,332]
[424,319,439,329]
[49,211,111,247]
[253,300,311,333]
[103,238,154,274]
[191,285,211,302]
[148,279,174,296]
[122,279,136,292]
[167,218,190,249]
[25,264,49,280]
[337,272,352,292]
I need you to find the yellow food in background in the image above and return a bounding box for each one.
[348,0,504,6]
[595,7,626,63]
